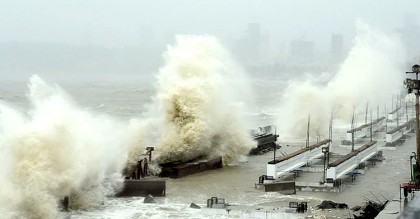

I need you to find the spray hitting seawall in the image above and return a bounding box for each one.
[328,21,405,118]
[128,35,254,165]
[0,76,127,218]
[277,21,405,139]
[278,80,331,140]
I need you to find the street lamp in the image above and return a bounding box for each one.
[405,64,420,185]
[146,147,154,161]
[412,64,420,73]
[322,146,329,183]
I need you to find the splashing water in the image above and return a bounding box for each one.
[277,21,405,139]
[328,21,405,118]
[128,35,255,165]
[0,76,127,218]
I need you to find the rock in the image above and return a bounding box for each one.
[317,200,348,209]
[190,202,201,209]
[352,200,389,219]
[61,196,69,211]
[351,205,362,211]
[143,194,155,203]
[337,203,349,209]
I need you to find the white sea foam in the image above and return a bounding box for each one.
[0,76,127,218]
[277,21,405,139]
[128,35,255,165]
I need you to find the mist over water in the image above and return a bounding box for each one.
[0,76,127,218]
[276,21,405,139]
[128,35,255,165]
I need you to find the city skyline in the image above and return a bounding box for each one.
[1,0,418,48]
[1,1,420,77]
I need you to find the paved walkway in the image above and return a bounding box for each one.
[377,192,420,219]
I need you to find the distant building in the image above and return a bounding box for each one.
[289,39,314,63]
[331,34,343,63]
[246,23,261,44]
[244,23,262,65]
[234,23,274,68]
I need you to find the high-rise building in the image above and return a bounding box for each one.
[236,23,271,67]
[289,39,315,63]
[331,34,344,63]
[244,23,262,65]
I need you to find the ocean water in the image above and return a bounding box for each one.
[0,76,413,219]
[0,27,410,218]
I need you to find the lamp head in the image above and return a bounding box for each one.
[412,64,420,73]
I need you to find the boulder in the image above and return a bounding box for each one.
[143,194,155,203]
[190,202,201,209]
[317,200,348,209]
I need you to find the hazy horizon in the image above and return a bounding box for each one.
[1,0,419,80]
[2,0,418,47]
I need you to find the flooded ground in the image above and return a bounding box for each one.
[59,126,414,218]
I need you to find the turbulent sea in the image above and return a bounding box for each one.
[0,75,414,219]
[0,26,412,218]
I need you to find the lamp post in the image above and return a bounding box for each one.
[322,146,329,183]
[404,64,420,184]
[146,147,154,161]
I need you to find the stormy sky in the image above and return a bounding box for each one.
[0,0,419,79]
[1,0,418,47]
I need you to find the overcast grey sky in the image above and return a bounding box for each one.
[1,0,418,48]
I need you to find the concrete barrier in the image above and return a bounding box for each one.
[264,181,296,195]
[116,179,166,197]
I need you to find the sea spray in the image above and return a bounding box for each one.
[128,35,255,165]
[276,21,405,139]
[0,104,24,218]
[0,76,127,218]
[277,80,331,140]
[328,21,405,119]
